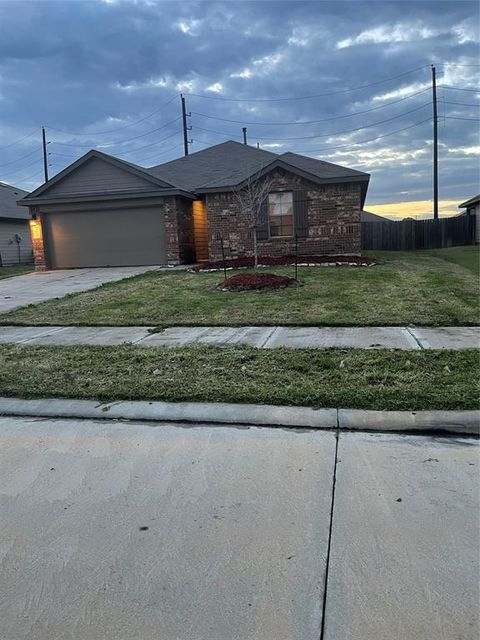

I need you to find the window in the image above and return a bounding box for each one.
[268,192,293,237]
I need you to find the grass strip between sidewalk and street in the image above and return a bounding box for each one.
[1,344,478,410]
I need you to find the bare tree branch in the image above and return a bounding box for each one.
[232,170,274,267]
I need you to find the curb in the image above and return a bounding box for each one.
[0,397,478,435]
[338,409,479,436]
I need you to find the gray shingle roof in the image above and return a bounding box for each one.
[146,140,368,192]
[278,151,369,180]
[147,141,277,191]
[0,182,29,219]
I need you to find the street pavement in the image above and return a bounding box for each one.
[0,415,478,640]
[0,324,478,349]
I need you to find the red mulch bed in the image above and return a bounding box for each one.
[193,255,375,271]
[219,272,298,291]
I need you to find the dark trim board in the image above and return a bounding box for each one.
[18,189,195,208]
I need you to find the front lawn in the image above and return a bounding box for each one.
[1,248,478,326]
[0,344,478,410]
[418,245,480,275]
[0,265,33,280]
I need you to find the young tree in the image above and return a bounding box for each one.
[232,173,273,268]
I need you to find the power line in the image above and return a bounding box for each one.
[48,141,184,170]
[46,93,179,136]
[439,85,480,92]
[192,102,431,141]
[117,130,181,156]
[0,128,38,151]
[134,143,184,166]
[0,153,43,179]
[10,168,45,185]
[186,64,428,102]
[443,101,480,107]
[0,147,41,168]
[50,116,181,148]
[192,118,431,154]
[190,87,432,126]
[444,115,480,121]
[436,63,480,67]
[291,118,432,153]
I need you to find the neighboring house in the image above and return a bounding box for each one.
[459,194,480,244]
[361,210,395,223]
[0,182,33,266]
[18,141,369,269]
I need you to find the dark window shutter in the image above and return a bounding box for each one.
[293,190,309,237]
[256,197,269,240]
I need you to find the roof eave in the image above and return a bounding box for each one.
[459,195,480,209]
[17,188,196,207]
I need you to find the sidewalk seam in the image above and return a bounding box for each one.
[259,326,279,348]
[405,327,424,349]
[319,422,340,639]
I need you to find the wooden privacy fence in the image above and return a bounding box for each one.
[361,215,476,251]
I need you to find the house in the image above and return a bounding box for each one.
[0,182,33,266]
[459,194,479,244]
[18,141,370,270]
[361,210,395,223]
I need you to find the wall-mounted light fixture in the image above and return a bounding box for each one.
[29,218,43,241]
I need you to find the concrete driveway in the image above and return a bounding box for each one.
[0,266,160,314]
[0,416,478,640]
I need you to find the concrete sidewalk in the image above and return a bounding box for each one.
[0,324,478,349]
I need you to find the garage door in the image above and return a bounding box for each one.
[43,208,166,269]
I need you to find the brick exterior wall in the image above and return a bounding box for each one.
[175,197,196,263]
[204,168,362,261]
[164,196,195,265]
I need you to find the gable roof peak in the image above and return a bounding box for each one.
[20,147,177,201]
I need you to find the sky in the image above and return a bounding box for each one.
[0,0,479,218]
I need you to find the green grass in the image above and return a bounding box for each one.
[0,344,478,410]
[1,248,479,327]
[0,265,33,280]
[384,245,480,277]
[417,245,479,275]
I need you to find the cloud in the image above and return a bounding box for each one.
[0,0,477,204]
[337,23,441,49]
[453,20,480,44]
[447,145,480,155]
[324,147,429,168]
[372,81,431,102]
[230,52,284,79]
[175,18,201,36]
[206,83,223,93]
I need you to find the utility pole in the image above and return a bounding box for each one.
[180,94,191,156]
[42,127,49,182]
[242,127,248,145]
[432,65,438,220]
